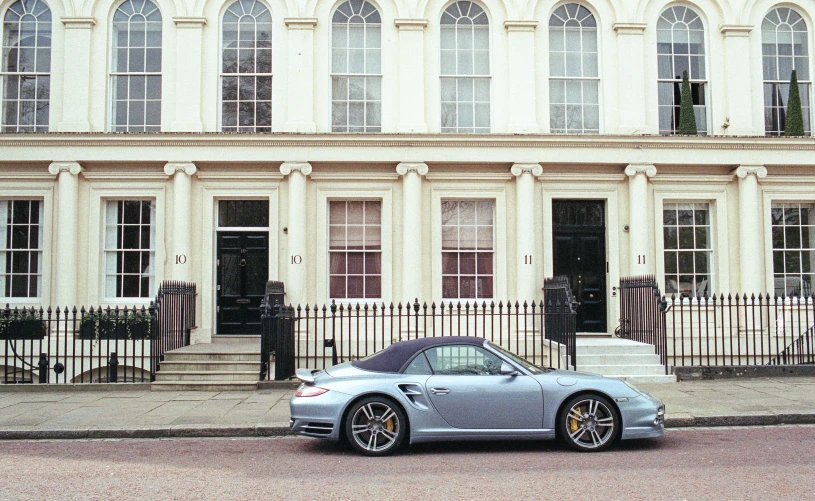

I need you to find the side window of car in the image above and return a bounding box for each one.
[403,353,433,375]
[424,345,503,375]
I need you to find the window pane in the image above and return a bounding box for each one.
[329,200,382,298]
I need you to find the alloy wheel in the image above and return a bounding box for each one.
[563,396,618,451]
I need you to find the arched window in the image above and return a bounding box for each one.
[657,5,707,135]
[110,0,162,132]
[440,1,489,133]
[762,7,811,135]
[1,0,51,132]
[331,0,381,132]
[548,3,599,134]
[221,0,272,133]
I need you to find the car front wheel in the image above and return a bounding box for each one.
[345,397,407,456]
[560,394,620,452]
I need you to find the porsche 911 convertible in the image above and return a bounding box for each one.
[289,336,665,456]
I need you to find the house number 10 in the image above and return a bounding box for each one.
[291,255,302,264]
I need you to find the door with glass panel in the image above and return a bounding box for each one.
[216,201,270,335]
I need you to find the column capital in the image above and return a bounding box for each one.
[61,17,96,28]
[48,161,83,176]
[280,162,313,176]
[736,165,768,179]
[613,23,647,34]
[173,17,207,27]
[511,163,542,177]
[284,18,318,29]
[164,162,198,176]
[396,162,429,176]
[720,25,753,37]
[394,19,428,30]
[624,164,657,178]
[504,20,537,32]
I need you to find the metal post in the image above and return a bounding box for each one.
[108,352,119,383]
[38,353,48,384]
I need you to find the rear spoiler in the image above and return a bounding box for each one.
[295,368,318,385]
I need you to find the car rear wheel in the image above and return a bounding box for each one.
[345,397,407,456]
[560,394,619,452]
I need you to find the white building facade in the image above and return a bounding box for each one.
[1,0,814,342]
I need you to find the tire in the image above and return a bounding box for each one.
[344,396,407,457]
[559,394,620,452]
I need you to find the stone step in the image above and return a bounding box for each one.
[211,335,261,343]
[578,364,669,376]
[154,371,260,382]
[159,361,261,372]
[603,374,677,384]
[151,381,259,391]
[576,341,656,356]
[163,352,259,362]
[577,353,662,366]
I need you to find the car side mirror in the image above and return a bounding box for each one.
[500,362,520,376]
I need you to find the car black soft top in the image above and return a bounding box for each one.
[351,336,487,373]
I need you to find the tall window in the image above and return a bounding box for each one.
[331,0,381,132]
[442,200,493,299]
[548,4,599,134]
[329,200,381,299]
[440,1,490,133]
[663,202,711,297]
[221,0,272,133]
[0,200,42,298]
[1,0,51,132]
[772,202,814,296]
[762,7,811,136]
[657,6,707,135]
[111,0,162,132]
[105,200,155,298]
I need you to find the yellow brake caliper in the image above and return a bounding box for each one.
[569,406,581,433]
[385,418,394,432]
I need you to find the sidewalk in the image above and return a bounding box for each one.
[1,377,815,440]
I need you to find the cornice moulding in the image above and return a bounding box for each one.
[394,19,428,29]
[196,172,284,181]
[720,25,752,36]
[538,173,627,182]
[173,17,208,27]
[284,18,318,29]
[310,172,400,181]
[613,23,647,33]
[425,172,513,182]
[504,20,538,32]
[61,17,96,27]
[81,171,170,181]
[650,174,735,184]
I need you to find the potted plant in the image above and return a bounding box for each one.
[78,308,153,341]
[0,307,47,340]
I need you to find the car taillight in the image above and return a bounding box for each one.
[295,386,328,397]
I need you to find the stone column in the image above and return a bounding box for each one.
[505,21,539,134]
[48,162,82,307]
[613,24,648,134]
[58,18,95,132]
[396,163,428,300]
[721,26,756,136]
[171,18,206,132]
[284,18,317,132]
[736,165,768,293]
[164,162,197,281]
[395,19,429,133]
[512,164,542,300]
[280,162,312,304]
[625,164,657,275]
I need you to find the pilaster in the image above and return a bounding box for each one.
[57,18,95,132]
[613,23,648,134]
[512,163,542,299]
[164,162,198,281]
[395,20,429,133]
[48,162,83,307]
[280,162,313,304]
[736,165,768,293]
[171,18,207,132]
[284,19,318,132]
[505,22,539,134]
[625,163,656,275]
[396,162,429,300]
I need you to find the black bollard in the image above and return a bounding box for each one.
[108,352,119,383]
[38,353,48,384]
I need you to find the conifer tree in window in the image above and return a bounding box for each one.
[785,70,805,136]
[678,70,697,135]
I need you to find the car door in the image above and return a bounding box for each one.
[423,344,544,429]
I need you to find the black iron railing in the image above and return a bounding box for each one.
[617,275,669,374]
[1,281,196,384]
[544,276,578,369]
[666,293,815,367]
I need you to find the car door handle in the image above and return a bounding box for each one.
[430,387,450,396]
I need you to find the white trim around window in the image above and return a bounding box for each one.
[316,182,393,304]
[431,183,506,302]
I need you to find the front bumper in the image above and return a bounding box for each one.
[289,388,354,442]
[618,391,665,440]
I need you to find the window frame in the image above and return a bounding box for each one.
[103,199,156,300]
[439,0,492,134]
[440,199,496,300]
[218,0,274,133]
[769,200,815,297]
[108,0,163,133]
[656,5,710,135]
[0,0,52,133]
[661,201,714,298]
[0,196,49,303]
[327,199,383,300]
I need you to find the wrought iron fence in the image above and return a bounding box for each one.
[617,275,669,374]
[279,296,577,376]
[1,281,196,384]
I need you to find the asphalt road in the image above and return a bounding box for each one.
[2,426,814,500]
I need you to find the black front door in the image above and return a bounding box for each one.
[552,200,607,332]
[216,232,268,335]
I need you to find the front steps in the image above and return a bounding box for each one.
[152,338,262,391]
[576,338,676,383]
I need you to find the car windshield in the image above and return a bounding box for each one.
[486,341,550,375]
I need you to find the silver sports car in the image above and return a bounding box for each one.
[289,336,665,456]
